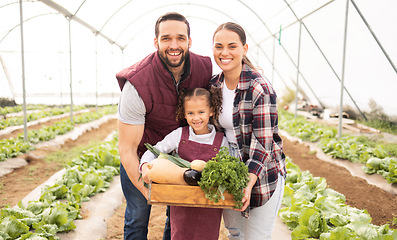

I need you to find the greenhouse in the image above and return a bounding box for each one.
[0,0,396,239]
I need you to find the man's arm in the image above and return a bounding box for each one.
[117,120,148,199]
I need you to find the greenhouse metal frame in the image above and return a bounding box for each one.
[1,0,396,138]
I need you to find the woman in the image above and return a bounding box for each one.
[210,22,287,240]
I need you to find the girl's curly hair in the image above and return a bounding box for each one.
[176,86,222,127]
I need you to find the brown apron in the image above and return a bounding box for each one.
[170,126,224,240]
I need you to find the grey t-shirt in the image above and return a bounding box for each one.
[118,81,146,125]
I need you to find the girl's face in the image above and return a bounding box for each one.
[213,29,248,73]
[184,96,213,135]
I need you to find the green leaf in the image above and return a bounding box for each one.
[347,221,378,239]
[32,222,58,237]
[347,208,372,224]
[278,207,299,229]
[328,213,348,227]
[47,184,69,199]
[298,208,326,238]
[41,204,68,227]
[0,231,10,240]
[319,226,359,239]
[0,216,30,239]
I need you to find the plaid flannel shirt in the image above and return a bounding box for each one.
[210,63,287,207]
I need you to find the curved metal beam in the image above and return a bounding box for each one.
[121,11,292,90]
[0,1,19,9]
[116,2,243,50]
[98,0,135,32]
[37,0,123,49]
[117,3,292,90]
[0,13,58,45]
[236,0,325,108]
[74,0,87,15]
[350,0,397,76]
[258,0,335,44]
[1,0,312,96]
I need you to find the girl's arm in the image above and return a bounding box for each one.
[221,136,230,149]
[140,127,182,183]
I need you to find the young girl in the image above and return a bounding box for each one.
[140,87,229,240]
[211,22,287,240]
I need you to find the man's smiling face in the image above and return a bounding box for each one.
[155,20,191,69]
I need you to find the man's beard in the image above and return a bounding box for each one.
[158,48,189,68]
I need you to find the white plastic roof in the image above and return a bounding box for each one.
[0,0,396,117]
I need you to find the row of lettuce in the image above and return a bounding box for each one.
[280,156,397,239]
[0,106,117,162]
[1,137,395,239]
[0,105,48,116]
[0,135,120,239]
[279,110,397,184]
[0,106,88,131]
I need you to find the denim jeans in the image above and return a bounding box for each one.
[120,163,171,240]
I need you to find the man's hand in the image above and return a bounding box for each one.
[117,120,148,198]
[141,163,151,184]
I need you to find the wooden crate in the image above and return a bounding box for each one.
[148,182,236,209]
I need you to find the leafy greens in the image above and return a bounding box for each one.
[198,147,249,209]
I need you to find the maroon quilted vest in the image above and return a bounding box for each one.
[116,51,212,157]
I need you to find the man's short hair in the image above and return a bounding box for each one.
[155,12,190,38]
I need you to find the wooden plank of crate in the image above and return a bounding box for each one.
[148,183,236,209]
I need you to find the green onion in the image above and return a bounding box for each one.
[144,143,191,168]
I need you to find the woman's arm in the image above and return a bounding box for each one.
[238,78,279,209]
[238,173,258,211]
[246,81,278,179]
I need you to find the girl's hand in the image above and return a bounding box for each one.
[236,173,258,212]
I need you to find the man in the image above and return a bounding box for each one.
[116,12,212,240]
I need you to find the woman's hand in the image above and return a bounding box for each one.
[236,173,258,212]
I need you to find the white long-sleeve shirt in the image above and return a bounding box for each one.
[140,124,229,171]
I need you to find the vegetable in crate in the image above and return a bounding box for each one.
[198,146,249,209]
[145,143,200,185]
[191,159,207,172]
[183,169,202,186]
[146,157,189,185]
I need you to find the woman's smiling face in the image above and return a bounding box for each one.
[213,29,248,73]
